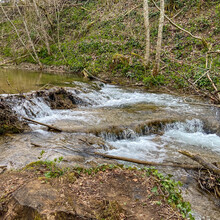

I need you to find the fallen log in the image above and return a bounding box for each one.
[94,152,201,170]
[178,150,220,175]
[82,68,109,84]
[0,165,7,169]
[22,117,62,132]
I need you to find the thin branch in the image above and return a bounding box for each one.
[207,73,220,101]
[94,152,201,170]
[152,0,209,48]
[0,3,36,62]
[16,4,42,67]
[32,0,51,54]
[207,50,220,55]
[143,0,150,66]
[123,4,142,17]
[193,70,209,85]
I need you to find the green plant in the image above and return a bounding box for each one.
[38,150,45,160]
[44,156,64,178]
[144,167,194,219]
[143,74,167,87]
[29,151,65,178]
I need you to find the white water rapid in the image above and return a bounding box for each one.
[5,82,219,160]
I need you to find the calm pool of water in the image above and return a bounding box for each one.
[0,68,85,94]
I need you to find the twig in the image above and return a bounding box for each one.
[82,68,109,83]
[123,4,142,17]
[152,0,208,48]
[207,73,220,101]
[207,50,220,55]
[193,70,209,85]
[171,6,185,19]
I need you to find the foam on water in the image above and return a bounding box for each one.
[9,83,194,126]
[34,110,95,124]
[105,119,220,160]
[76,84,189,109]
[163,119,220,153]
[107,135,167,162]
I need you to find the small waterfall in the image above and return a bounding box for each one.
[100,128,138,141]
[12,97,53,119]
[165,119,204,133]
[2,83,206,122]
[163,119,220,153]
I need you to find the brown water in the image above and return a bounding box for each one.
[0,68,86,94]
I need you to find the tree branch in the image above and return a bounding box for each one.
[152,0,209,48]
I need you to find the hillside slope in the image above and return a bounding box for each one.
[0,0,219,95]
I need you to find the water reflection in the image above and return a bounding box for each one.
[0,68,84,94]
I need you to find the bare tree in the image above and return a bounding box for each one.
[0,3,37,62]
[32,0,51,55]
[153,0,165,75]
[143,0,150,66]
[16,3,42,67]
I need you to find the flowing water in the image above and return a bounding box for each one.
[0,69,220,219]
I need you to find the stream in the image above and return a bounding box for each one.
[0,69,220,219]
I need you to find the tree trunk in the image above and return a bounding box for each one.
[143,0,150,66]
[153,0,165,75]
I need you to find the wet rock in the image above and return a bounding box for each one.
[0,101,28,135]
[1,180,78,220]
[203,119,220,136]
[36,87,88,109]
[89,118,180,140]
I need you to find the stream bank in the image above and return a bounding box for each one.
[0,69,220,219]
[0,164,188,220]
